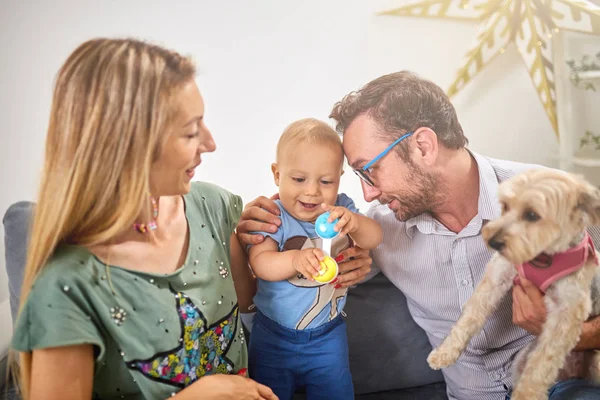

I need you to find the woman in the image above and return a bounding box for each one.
[11,38,277,400]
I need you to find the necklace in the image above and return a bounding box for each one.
[133,196,158,233]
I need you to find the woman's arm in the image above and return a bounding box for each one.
[230,232,258,313]
[29,345,94,400]
[27,336,278,400]
[173,374,278,399]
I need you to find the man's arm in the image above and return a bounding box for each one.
[577,315,600,350]
[513,225,600,350]
[236,196,281,246]
[579,225,600,350]
[513,276,600,350]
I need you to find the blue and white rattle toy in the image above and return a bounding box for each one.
[315,212,339,241]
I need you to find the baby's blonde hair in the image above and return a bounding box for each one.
[276,118,343,162]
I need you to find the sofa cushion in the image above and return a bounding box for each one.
[354,382,448,399]
[2,201,33,324]
[294,381,447,400]
[0,299,12,392]
[345,273,444,395]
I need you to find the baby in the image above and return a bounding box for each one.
[247,118,383,400]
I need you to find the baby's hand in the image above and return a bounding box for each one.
[321,204,359,237]
[292,248,325,280]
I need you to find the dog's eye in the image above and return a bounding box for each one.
[523,210,540,222]
[501,202,509,213]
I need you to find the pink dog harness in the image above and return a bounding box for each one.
[516,232,598,293]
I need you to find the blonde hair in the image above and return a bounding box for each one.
[13,38,196,398]
[276,118,342,162]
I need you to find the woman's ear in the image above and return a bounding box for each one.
[271,163,280,186]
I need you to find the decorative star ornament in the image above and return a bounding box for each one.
[127,288,240,388]
[379,0,600,137]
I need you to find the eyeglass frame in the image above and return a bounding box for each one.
[352,131,414,186]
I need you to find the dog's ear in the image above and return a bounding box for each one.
[577,178,600,225]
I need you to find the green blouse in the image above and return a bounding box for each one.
[12,182,248,399]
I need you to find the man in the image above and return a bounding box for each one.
[236,71,600,399]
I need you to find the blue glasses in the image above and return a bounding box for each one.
[353,131,414,186]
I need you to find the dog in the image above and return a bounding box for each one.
[426,168,600,400]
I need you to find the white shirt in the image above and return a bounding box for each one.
[366,151,600,399]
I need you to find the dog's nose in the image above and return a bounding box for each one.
[488,235,505,251]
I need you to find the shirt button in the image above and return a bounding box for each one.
[494,372,502,380]
[461,279,470,286]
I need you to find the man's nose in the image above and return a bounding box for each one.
[361,181,381,203]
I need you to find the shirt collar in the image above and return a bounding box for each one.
[405,149,501,237]
[473,150,501,222]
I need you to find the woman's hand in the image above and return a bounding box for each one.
[333,246,372,289]
[174,374,278,400]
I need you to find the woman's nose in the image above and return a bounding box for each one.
[200,129,216,153]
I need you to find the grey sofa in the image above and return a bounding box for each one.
[2,201,447,399]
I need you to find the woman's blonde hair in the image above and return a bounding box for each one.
[13,38,196,397]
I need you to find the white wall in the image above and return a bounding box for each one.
[1,0,598,305]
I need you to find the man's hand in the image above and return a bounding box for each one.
[512,276,546,336]
[236,195,281,246]
[513,275,600,350]
[332,246,372,289]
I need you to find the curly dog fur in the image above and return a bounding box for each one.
[427,169,600,400]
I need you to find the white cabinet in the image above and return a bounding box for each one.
[555,31,600,185]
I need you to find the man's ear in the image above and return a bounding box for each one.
[577,177,600,226]
[271,163,280,186]
[413,127,438,167]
